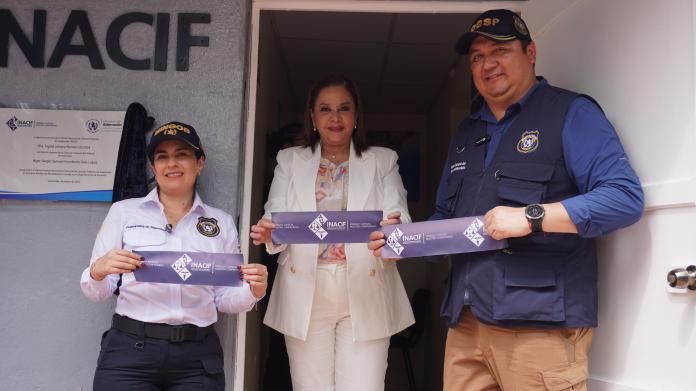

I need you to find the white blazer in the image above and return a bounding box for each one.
[262,143,415,341]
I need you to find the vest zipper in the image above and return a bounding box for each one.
[470,169,488,215]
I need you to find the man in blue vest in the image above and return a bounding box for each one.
[436,9,643,390]
[370,8,644,390]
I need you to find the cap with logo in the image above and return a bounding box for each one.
[455,9,531,54]
[147,121,205,162]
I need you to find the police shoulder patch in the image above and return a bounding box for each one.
[197,216,220,237]
[516,130,540,153]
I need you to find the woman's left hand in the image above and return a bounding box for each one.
[367,211,402,261]
[380,211,402,226]
[250,218,276,245]
[239,263,268,299]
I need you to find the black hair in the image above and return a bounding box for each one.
[520,38,532,52]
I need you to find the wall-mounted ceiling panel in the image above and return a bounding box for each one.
[391,13,475,45]
[269,10,475,114]
[380,82,441,113]
[383,44,457,85]
[281,39,386,79]
[272,11,392,42]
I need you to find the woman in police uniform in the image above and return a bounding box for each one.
[80,121,267,391]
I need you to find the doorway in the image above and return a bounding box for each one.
[239,3,508,390]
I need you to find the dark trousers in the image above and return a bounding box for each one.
[93,328,225,391]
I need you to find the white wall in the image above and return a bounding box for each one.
[246,12,298,391]
[0,1,249,389]
[521,0,695,390]
[419,56,472,391]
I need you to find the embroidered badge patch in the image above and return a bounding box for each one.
[516,130,540,153]
[197,217,220,237]
[450,161,467,174]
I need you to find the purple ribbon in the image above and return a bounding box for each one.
[271,211,382,244]
[380,216,508,259]
[133,251,243,287]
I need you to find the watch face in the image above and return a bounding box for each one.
[526,204,544,219]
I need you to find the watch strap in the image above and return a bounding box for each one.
[529,217,543,233]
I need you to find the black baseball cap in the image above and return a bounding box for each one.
[147,121,205,162]
[455,9,531,54]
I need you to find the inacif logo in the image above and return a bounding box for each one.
[308,213,329,240]
[386,227,405,256]
[171,254,193,281]
[6,116,34,131]
[6,116,18,131]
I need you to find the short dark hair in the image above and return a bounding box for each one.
[299,74,368,156]
[520,38,532,52]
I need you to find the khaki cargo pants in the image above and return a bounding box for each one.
[444,307,592,391]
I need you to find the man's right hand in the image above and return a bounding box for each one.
[250,218,276,245]
[90,249,143,281]
[483,206,531,240]
[367,230,401,262]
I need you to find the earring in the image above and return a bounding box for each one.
[313,126,317,132]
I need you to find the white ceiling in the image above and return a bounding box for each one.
[266,11,477,114]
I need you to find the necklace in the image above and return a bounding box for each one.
[321,145,347,163]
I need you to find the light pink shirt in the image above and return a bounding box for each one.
[315,158,349,264]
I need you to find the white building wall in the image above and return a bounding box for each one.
[4,0,695,389]
[0,1,250,389]
[522,0,695,390]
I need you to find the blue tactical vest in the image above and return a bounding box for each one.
[442,83,598,328]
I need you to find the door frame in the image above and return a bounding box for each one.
[237,1,525,389]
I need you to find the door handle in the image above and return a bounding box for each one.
[667,265,696,290]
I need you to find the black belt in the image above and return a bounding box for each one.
[111,314,215,343]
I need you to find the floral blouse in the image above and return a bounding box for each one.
[315,158,349,264]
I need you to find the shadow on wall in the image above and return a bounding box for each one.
[368,130,421,203]
[592,217,651,380]
[259,122,303,391]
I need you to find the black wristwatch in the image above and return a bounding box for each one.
[525,204,545,233]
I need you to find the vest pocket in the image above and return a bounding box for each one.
[540,360,588,390]
[496,162,555,205]
[497,179,545,205]
[493,262,565,322]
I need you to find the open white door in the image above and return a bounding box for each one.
[522,0,696,390]
[242,0,694,390]
[241,3,531,390]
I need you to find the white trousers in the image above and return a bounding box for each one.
[284,263,390,391]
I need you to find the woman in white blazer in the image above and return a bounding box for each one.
[250,74,414,391]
